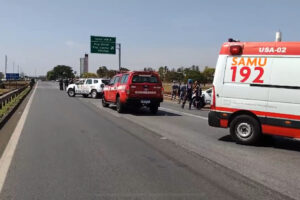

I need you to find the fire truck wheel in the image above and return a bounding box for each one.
[150,105,159,114]
[230,115,261,145]
[116,96,124,113]
[102,97,109,107]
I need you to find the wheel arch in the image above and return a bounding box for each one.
[228,110,261,128]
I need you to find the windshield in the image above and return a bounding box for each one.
[132,75,158,83]
[102,80,110,85]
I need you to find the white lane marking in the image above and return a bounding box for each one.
[159,107,208,120]
[0,83,38,193]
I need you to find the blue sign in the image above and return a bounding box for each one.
[6,73,20,80]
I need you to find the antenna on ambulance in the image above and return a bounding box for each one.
[275,31,282,42]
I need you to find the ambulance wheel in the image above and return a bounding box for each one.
[102,97,109,107]
[150,105,159,114]
[230,115,261,145]
[82,94,89,98]
[116,96,124,113]
[91,90,98,99]
[67,89,75,97]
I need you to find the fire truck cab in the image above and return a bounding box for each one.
[209,40,300,144]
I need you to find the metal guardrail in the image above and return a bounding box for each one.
[0,86,29,110]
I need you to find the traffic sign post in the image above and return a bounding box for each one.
[90,36,122,71]
[6,73,19,80]
[91,36,116,54]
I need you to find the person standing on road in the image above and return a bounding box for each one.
[181,79,193,109]
[59,79,64,90]
[64,79,69,90]
[171,81,178,100]
[178,82,186,104]
[193,81,203,109]
[178,82,181,100]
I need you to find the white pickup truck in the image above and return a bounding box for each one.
[66,78,110,98]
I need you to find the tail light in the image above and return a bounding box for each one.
[126,85,130,95]
[211,86,216,110]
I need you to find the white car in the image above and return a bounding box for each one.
[202,88,212,104]
[191,88,212,108]
[67,78,110,98]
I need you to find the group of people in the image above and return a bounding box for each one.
[171,80,202,110]
[59,78,74,90]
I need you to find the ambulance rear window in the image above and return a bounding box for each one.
[132,75,158,83]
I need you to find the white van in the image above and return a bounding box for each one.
[209,40,300,144]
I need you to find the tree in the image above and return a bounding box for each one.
[47,70,55,80]
[0,72,4,80]
[165,71,184,82]
[158,67,165,81]
[97,66,108,77]
[81,72,97,78]
[183,68,204,83]
[46,65,75,80]
[120,67,129,71]
[202,67,215,85]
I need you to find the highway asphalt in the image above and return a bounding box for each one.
[0,81,297,200]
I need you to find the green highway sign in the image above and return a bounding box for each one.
[91,36,116,54]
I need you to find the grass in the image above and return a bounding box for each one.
[0,89,12,96]
[0,87,30,119]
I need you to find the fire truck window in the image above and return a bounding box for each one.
[132,75,158,83]
[121,74,129,84]
[109,77,115,85]
[114,76,120,84]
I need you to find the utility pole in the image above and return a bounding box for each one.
[4,55,7,79]
[116,43,121,71]
[13,62,15,73]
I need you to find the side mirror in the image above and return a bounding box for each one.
[101,84,104,88]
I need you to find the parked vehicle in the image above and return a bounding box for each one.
[209,40,300,145]
[67,78,109,98]
[192,88,212,109]
[102,71,164,114]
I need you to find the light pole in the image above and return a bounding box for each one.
[116,43,121,71]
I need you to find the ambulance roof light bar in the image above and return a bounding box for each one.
[228,38,240,42]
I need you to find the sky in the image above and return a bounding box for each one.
[0,0,300,76]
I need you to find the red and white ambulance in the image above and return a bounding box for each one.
[209,40,300,144]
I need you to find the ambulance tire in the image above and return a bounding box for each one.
[116,96,125,113]
[82,94,89,98]
[230,115,261,145]
[67,89,76,97]
[102,97,109,107]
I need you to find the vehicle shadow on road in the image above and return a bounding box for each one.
[109,107,181,117]
[132,110,182,117]
[219,134,300,152]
